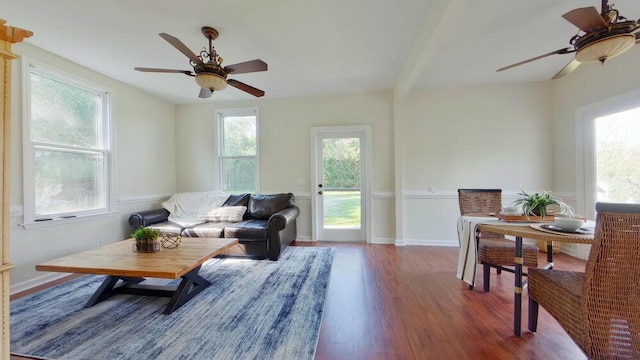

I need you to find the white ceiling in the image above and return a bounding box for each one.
[4,0,640,104]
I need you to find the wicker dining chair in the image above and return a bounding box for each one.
[458,189,539,292]
[528,202,640,359]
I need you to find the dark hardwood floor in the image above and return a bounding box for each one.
[11,242,587,360]
[299,242,587,360]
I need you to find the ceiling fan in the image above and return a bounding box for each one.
[497,0,640,79]
[135,26,267,98]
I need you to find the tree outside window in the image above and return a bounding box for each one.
[596,107,640,203]
[219,110,258,193]
[24,62,112,224]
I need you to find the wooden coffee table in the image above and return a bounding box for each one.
[36,238,238,314]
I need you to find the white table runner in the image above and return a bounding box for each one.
[456,216,532,286]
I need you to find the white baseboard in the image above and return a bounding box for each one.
[403,239,459,247]
[10,272,72,295]
[371,237,395,244]
[296,236,395,245]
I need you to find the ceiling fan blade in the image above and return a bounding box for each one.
[227,79,265,97]
[562,7,607,32]
[496,48,572,72]
[224,59,268,74]
[551,59,581,79]
[199,88,212,99]
[636,32,640,43]
[159,32,204,67]
[134,67,194,75]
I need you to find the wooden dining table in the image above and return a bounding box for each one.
[476,222,594,337]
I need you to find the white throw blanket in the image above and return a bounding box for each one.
[457,217,484,286]
[456,216,535,286]
[162,191,230,227]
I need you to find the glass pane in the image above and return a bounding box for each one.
[595,107,640,203]
[30,72,101,148]
[34,149,105,215]
[322,138,361,228]
[222,116,256,156]
[222,157,256,193]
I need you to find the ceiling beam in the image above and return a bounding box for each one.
[394,0,466,101]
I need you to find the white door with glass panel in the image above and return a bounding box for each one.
[311,127,369,242]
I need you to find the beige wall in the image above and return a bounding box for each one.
[401,82,554,191]
[551,48,640,193]
[397,82,554,244]
[175,91,396,242]
[550,48,640,258]
[8,43,177,287]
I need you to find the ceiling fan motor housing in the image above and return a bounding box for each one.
[574,20,638,63]
[195,70,228,91]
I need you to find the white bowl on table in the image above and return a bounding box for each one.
[554,216,585,231]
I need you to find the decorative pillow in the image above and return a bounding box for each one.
[203,206,247,222]
[223,193,250,207]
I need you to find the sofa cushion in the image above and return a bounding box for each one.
[146,221,184,235]
[201,206,247,222]
[248,193,295,220]
[224,220,268,240]
[223,193,250,207]
[182,222,236,238]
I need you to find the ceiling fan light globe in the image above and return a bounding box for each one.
[575,33,636,63]
[195,73,227,91]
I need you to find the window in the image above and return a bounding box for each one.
[577,89,640,220]
[22,60,114,226]
[594,108,640,203]
[218,109,258,193]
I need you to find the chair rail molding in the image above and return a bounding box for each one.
[117,193,173,205]
[404,190,575,201]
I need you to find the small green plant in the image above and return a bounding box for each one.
[511,189,574,218]
[132,227,162,242]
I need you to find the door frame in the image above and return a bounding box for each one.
[310,125,372,242]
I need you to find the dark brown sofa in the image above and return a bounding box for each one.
[128,193,299,260]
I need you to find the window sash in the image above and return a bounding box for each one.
[217,109,259,193]
[22,58,114,225]
[33,146,107,217]
[220,155,256,193]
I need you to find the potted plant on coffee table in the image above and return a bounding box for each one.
[132,227,162,253]
[511,189,574,219]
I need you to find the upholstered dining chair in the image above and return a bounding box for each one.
[528,202,640,359]
[457,189,539,292]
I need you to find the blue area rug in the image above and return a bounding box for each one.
[11,246,334,360]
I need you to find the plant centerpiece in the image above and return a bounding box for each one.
[511,189,574,219]
[132,227,162,253]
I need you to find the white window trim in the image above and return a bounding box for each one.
[21,57,117,229]
[575,88,640,220]
[216,107,260,193]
